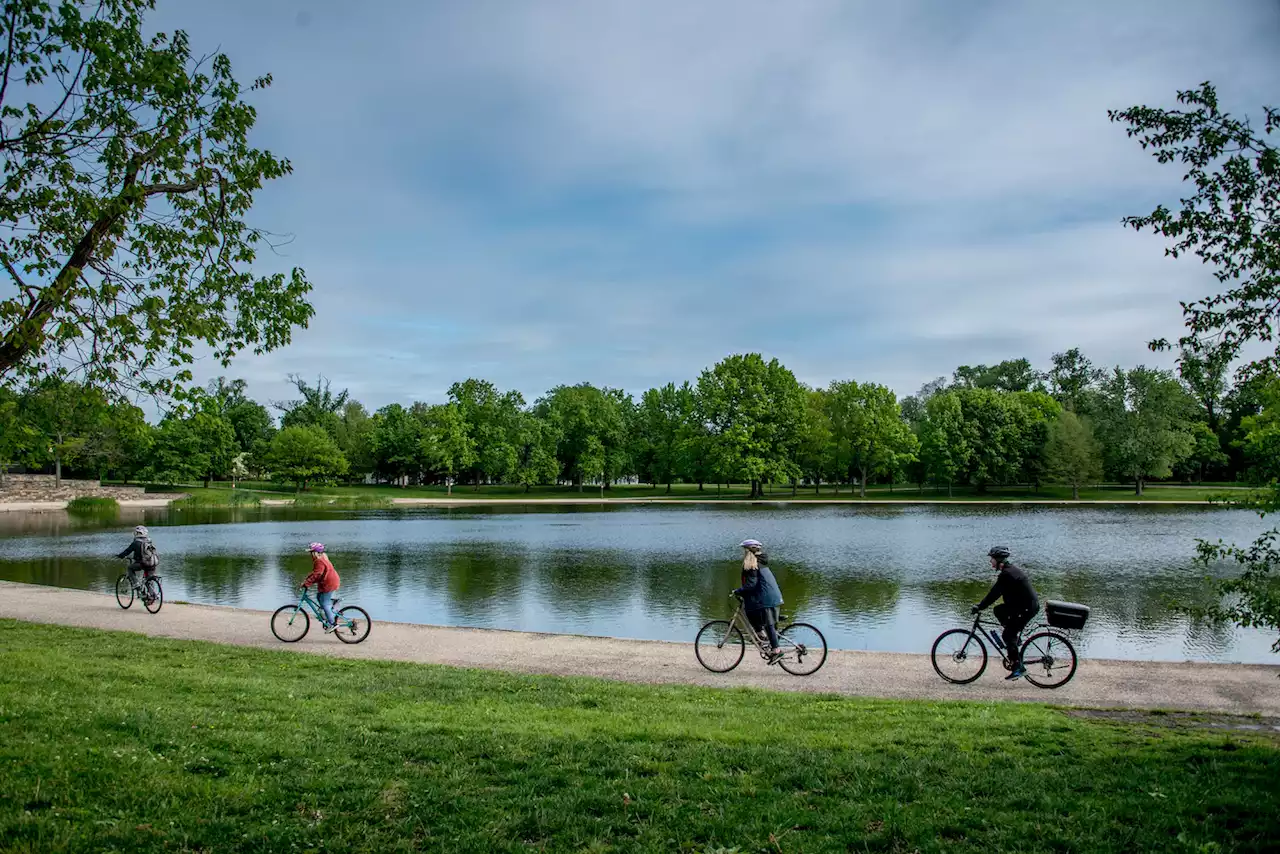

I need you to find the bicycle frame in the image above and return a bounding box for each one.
[721,601,792,657]
[294,589,352,628]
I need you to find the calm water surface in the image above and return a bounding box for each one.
[0,503,1274,663]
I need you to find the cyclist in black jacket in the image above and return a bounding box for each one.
[972,546,1039,680]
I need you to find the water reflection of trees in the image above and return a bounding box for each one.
[180,553,270,602]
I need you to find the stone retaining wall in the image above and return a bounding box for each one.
[0,474,150,502]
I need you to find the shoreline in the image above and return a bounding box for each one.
[0,495,1237,511]
[1,580,1276,714]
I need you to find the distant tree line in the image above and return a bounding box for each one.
[1,349,1272,496]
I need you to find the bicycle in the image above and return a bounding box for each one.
[694,594,828,676]
[114,561,163,614]
[930,600,1089,689]
[271,587,371,644]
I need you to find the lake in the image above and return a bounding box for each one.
[0,503,1274,663]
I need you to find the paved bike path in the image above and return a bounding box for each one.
[1,581,1277,715]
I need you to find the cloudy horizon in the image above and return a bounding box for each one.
[151,0,1279,410]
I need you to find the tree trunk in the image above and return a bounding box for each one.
[948,480,953,498]
[1072,483,1079,500]
[447,479,452,496]
[54,431,63,483]
[665,482,671,494]
[791,479,797,496]
[1135,477,1144,496]
[859,468,867,499]
[204,475,212,489]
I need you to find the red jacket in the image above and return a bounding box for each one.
[303,554,340,593]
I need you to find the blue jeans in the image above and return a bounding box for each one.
[318,590,336,625]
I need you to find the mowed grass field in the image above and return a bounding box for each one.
[1,621,1277,853]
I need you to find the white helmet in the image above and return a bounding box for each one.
[134,526,149,537]
[740,539,763,550]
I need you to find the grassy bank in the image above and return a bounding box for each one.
[144,480,1257,504]
[1,622,1276,853]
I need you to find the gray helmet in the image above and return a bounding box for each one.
[988,545,1010,562]
[134,525,149,538]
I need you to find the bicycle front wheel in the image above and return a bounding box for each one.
[115,575,134,609]
[142,577,163,614]
[931,629,988,684]
[271,605,310,642]
[694,620,745,673]
[334,606,371,644]
[1019,632,1078,689]
[777,622,827,676]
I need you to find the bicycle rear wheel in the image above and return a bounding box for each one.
[695,620,745,673]
[271,605,310,642]
[334,606,371,644]
[142,577,163,614]
[931,629,988,684]
[115,575,134,609]
[777,622,827,676]
[1019,631,1078,689]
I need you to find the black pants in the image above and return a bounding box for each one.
[747,607,780,650]
[994,603,1037,666]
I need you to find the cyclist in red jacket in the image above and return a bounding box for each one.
[302,542,341,632]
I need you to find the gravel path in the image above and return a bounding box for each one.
[2,580,1276,714]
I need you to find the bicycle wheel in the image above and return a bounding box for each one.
[271,605,310,642]
[334,606,371,644]
[931,629,988,684]
[694,620,746,673]
[142,577,163,614]
[1019,632,1078,689]
[777,622,827,676]
[114,575,134,610]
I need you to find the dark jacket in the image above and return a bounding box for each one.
[736,554,783,612]
[117,536,152,567]
[978,562,1038,613]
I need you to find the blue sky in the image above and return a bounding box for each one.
[153,0,1280,409]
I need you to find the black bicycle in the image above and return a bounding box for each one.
[930,600,1089,689]
[115,560,163,614]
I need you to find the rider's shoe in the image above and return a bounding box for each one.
[1006,665,1027,680]
[767,649,783,664]
[323,622,337,633]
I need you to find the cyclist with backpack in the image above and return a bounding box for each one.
[117,525,159,594]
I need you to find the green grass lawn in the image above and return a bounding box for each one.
[141,480,1257,504]
[1,622,1276,853]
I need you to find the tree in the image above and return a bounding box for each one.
[1094,367,1195,495]
[0,0,312,392]
[1110,83,1278,376]
[1238,379,1280,483]
[919,392,968,496]
[1178,346,1230,432]
[535,384,630,492]
[636,383,694,493]
[19,377,108,481]
[209,378,274,456]
[1046,411,1103,500]
[695,354,805,498]
[448,380,524,486]
[1181,420,1229,483]
[264,425,347,491]
[825,380,914,498]
[421,403,475,495]
[1048,349,1103,412]
[511,413,559,492]
[951,388,1024,490]
[335,402,375,483]
[797,388,834,494]
[275,375,348,436]
[78,400,153,482]
[370,404,422,484]
[951,359,1043,393]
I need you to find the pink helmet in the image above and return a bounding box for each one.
[307,542,325,554]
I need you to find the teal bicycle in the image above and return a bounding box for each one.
[271,588,371,644]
